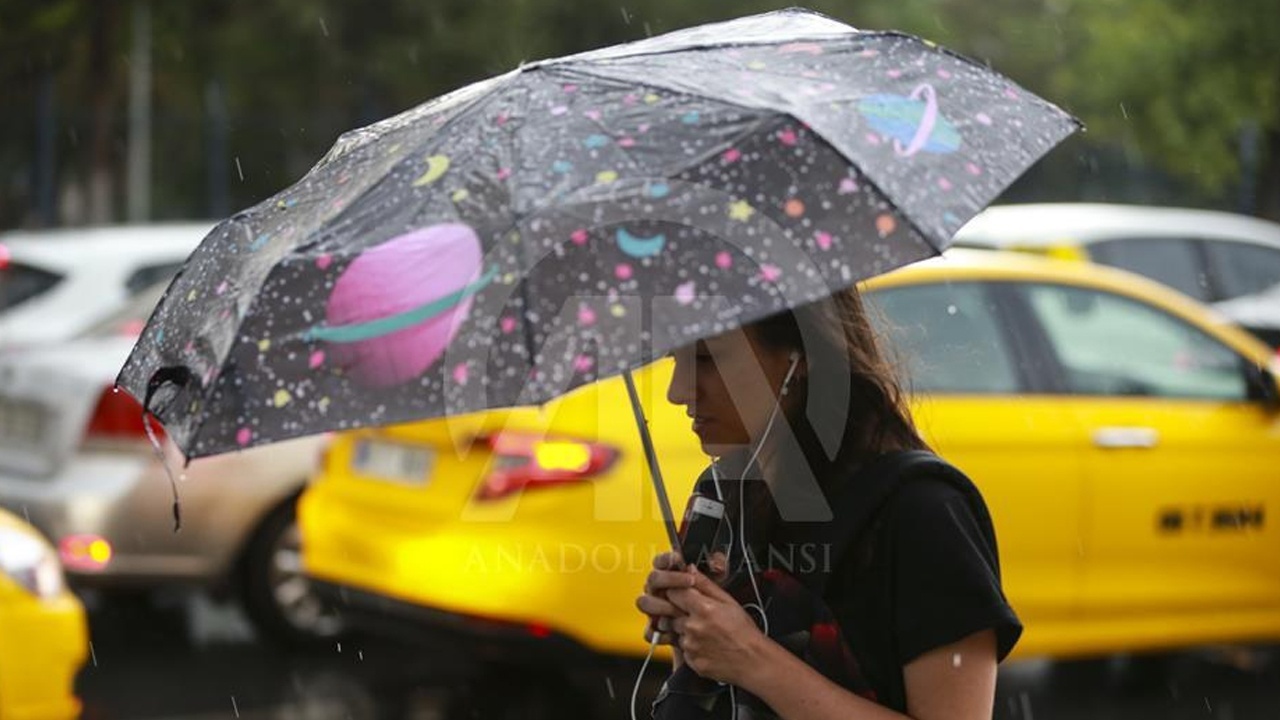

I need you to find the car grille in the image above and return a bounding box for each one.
[0,396,47,450]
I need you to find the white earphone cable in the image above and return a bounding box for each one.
[631,633,661,720]
[633,353,801,720]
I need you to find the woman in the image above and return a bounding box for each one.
[636,286,1021,719]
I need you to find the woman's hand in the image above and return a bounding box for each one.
[636,551,690,647]
[637,550,734,671]
[666,567,768,686]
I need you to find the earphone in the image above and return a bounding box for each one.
[780,351,802,396]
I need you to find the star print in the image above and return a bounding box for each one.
[728,200,755,221]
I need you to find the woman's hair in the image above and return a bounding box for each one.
[751,286,927,474]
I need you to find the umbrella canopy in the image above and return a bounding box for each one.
[118,8,1079,460]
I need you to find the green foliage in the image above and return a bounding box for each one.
[1050,0,1280,192]
[2,0,1277,226]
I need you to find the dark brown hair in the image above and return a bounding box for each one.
[751,285,927,475]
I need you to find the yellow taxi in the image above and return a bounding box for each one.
[299,249,1280,662]
[0,508,88,720]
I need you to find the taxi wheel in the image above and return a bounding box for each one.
[240,497,345,647]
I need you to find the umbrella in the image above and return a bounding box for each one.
[118,8,1079,540]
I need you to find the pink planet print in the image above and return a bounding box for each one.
[321,223,486,388]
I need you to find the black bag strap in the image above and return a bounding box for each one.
[783,449,983,596]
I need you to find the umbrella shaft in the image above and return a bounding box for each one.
[622,369,681,551]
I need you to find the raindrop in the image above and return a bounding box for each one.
[946,304,957,315]
[318,17,329,37]
[231,696,240,717]
[1018,691,1033,720]
[234,157,244,182]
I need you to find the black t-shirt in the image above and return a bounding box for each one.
[691,456,1021,714]
[828,475,1022,712]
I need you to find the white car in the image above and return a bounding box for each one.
[0,282,339,645]
[0,223,210,352]
[954,204,1280,348]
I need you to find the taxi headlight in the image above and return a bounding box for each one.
[0,526,66,600]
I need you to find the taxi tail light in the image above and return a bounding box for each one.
[477,432,617,500]
[83,386,163,444]
[59,534,113,572]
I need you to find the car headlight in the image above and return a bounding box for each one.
[0,526,66,600]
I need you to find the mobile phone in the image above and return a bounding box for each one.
[678,493,726,572]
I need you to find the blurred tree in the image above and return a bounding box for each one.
[3,0,1276,227]
[0,0,120,225]
[1049,0,1280,219]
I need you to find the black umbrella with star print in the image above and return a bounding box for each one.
[118,7,1079,539]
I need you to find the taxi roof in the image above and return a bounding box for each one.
[953,203,1280,250]
[867,248,1274,363]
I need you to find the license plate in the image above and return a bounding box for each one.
[351,440,435,484]
[0,397,45,448]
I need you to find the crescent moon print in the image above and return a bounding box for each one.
[412,154,451,186]
[616,229,668,258]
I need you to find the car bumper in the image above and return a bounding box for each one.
[298,476,673,661]
[0,588,88,720]
[0,452,218,585]
[0,437,318,588]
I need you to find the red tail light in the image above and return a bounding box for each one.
[476,432,617,500]
[84,387,162,443]
[59,534,113,572]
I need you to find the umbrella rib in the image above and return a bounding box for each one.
[505,84,544,385]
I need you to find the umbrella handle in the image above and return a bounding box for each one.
[622,369,682,551]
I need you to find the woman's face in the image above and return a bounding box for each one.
[666,327,801,457]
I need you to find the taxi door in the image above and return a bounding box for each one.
[1017,282,1280,648]
[868,280,1087,652]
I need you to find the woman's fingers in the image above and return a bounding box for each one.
[653,551,685,571]
[647,568,697,593]
[636,593,681,618]
[665,586,715,615]
[707,551,729,581]
[643,626,679,646]
[688,567,734,600]
[672,616,689,635]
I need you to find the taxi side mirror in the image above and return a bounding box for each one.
[1245,362,1280,410]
